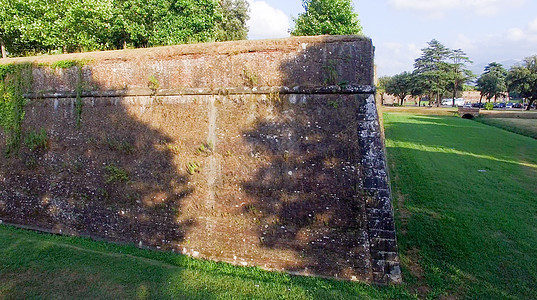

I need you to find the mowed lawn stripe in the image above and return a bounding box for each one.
[384,112,537,299]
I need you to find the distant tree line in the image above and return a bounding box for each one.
[0,0,250,58]
[378,39,537,110]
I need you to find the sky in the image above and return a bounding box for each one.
[246,0,537,76]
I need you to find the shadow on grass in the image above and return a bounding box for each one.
[0,224,413,299]
[385,113,537,299]
[0,64,198,297]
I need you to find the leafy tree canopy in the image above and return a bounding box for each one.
[215,0,250,42]
[0,0,249,57]
[507,55,537,110]
[385,72,413,105]
[476,62,507,102]
[291,0,362,36]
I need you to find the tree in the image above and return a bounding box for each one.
[376,76,391,105]
[291,0,362,36]
[0,0,224,57]
[507,55,537,111]
[385,72,413,106]
[476,62,507,104]
[215,0,250,41]
[413,39,452,107]
[448,49,474,107]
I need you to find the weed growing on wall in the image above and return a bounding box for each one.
[0,63,33,157]
[104,164,129,184]
[242,69,258,88]
[75,67,84,129]
[24,128,48,151]
[148,75,160,92]
[323,59,339,85]
[187,161,201,175]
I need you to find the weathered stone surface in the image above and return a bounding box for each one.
[0,36,400,285]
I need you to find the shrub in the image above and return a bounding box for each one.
[484,102,494,110]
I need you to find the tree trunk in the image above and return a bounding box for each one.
[1,38,6,59]
[452,84,458,107]
[479,94,483,104]
[527,99,534,111]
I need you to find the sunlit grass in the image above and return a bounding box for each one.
[1,112,536,299]
[385,113,537,299]
[476,117,537,139]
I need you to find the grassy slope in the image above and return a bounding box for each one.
[0,225,411,299]
[384,113,537,299]
[476,117,537,139]
[1,113,536,299]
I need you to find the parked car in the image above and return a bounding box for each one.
[513,103,523,108]
[441,98,465,106]
[493,102,506,109]
[471,103,485,108]
[506,102,514,108]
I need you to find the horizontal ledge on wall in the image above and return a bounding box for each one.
[24,85,376,99]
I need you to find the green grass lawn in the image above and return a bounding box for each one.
[1,113,536,299]
[0,224,412,300]
[385,113,537,299]
[476,117,537,139]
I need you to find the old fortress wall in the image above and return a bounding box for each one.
[0,36,400,284]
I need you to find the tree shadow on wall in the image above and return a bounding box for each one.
[241,43,373,280]
[0,65,195,251]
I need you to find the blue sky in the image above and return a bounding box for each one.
[246,0,537,76]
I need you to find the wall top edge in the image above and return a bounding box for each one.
[0,35,371,66]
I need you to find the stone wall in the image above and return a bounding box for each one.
[0,36,401,284]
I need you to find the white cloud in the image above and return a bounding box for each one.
[388,0,526,17]
[506,17,537,43]
[247,1,290,40]
[376,42,421,76]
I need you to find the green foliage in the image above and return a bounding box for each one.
[215,0,250,41]
[507,55,537,110]
[328,101,339,109]
[50,60,79,69]
[0,0,231,57]
[447,49,474,105]
[242,69,258,87]
[104,164,129,184]
[476,62,507,102]
[0,63,32,157]
[413,39,453,106]
[186,161,201,175]
[148,75,160,92]
[291,0,362,36]
[24,128,48,151]
[322,60,339,85]
[385,72,413,106]
[75,67,84,129]
[484,102,494,110]
[196,143,212,156]
[106,138,134,154]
